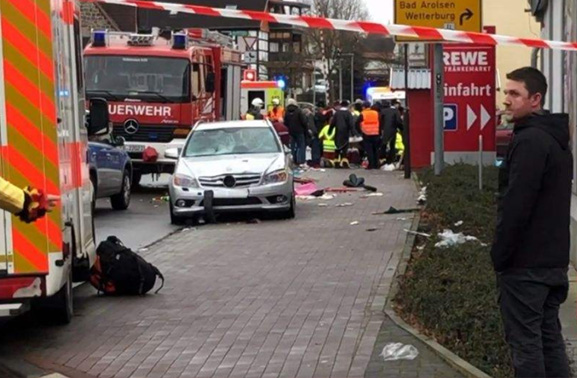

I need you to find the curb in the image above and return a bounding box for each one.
[384,175,493,378]
[0,357,48,378]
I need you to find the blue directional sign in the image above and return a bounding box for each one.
[444,104,458,131]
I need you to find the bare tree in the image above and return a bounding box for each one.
[306,0,369,101]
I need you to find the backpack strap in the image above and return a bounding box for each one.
[153,266,164,294]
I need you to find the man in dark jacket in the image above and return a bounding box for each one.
[492,67,572,378]
[283,98,308,166]
[380,100,404,164]
[329,100,355,168]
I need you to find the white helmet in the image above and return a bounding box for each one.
[272,98,280,106]
[252,98,264,107]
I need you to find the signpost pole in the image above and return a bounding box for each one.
[404,44,411,179]
[433,43,444,175]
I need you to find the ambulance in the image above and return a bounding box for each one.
[0,0,108,323]
[241,79,285,119]
[366,87,406,106]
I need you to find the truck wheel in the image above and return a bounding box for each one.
[35,269,73,325]
[131,171,142,187]
[111,169,131,210]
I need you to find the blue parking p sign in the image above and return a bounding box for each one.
[444,104,458,131]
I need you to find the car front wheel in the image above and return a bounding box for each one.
[111,169,131,210]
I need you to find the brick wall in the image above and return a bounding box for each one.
[80,3,119,34]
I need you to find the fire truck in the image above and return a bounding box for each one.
[0,0,109,322]
[84,29,244,185]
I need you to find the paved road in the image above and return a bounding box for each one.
[95,175,177,250]
[0,169,461,378]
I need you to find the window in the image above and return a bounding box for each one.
[85,56,191,102]
[184,127,281,157]
[191,63,200,97]
[293,42,301,54]
[73,17,83,91]
[270,42,279,53]
[282,43,290,53]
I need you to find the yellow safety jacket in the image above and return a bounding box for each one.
[396,131,405,155]
[319,124,336,152]
[0,176,25,214]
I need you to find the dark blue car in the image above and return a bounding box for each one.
[88,136,133,210]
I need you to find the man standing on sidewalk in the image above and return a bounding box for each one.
[491,67,572,378]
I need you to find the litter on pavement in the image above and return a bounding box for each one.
[435,229,479,248]
[417,187,427,204]
[381,164,396,172]
[361,192,384,198]
[335,203,354,207]
[350,221,360,226]
[373,206,420,215]
[381,343,419,361]
[404,229,431,238]
[454,220,464,227]
[343,174,377,192]
[295,182,320,196]
[318,203,329,207]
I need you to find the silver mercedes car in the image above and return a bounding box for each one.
[166,120,295,224]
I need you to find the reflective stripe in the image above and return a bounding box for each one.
[361,110,379,136]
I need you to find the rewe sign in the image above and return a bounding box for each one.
[443,44,496,153]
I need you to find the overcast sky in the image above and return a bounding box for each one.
[362,0,394,24]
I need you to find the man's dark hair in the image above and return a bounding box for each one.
[506,67,548,106]
[363,101,372,108]
[340,100,350,107]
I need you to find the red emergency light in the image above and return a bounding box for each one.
[243,69,257,81]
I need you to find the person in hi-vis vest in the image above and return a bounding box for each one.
[0,176,58,223]
[356,101,382,169]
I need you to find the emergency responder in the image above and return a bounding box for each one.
[380,100,404,165]
[356,101,381,169]
[268,98,284,122]
[0,177,57,223]
[318,110,336,167]
[329,100,355,168]
[246,98,264,120]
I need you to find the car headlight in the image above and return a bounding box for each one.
[173,173,199,188]
[263,169,288,184]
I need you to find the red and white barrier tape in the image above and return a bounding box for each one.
[82,0,577,52]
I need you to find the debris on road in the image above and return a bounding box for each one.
[366,228,379,232]
[335,203,354,207]
[318,203,329,207]
[454,220,464,227]
[295,182,320,196]
[381,343,419,361]
[350,221,360,226]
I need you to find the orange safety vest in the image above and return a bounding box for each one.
[361,109,380,136]
[268,106,284,121]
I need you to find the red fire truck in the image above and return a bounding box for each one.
[84,29,244,185]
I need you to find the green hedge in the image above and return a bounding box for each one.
[394,164,513,378]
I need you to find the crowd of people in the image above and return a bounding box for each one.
[244,96,405,170]
[280,98,405,170]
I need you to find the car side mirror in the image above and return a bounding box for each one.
[165,148,180,160]
[87,98,110,136]
[206,72,215,93]
[283,145,291,155]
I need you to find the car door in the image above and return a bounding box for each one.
[88,141,117,197]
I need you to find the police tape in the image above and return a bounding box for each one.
[82,0,577,52]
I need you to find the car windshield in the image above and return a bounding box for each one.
[85,56,190,102]
[184,127,281,157]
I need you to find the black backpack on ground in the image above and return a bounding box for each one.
[90,236,164,296]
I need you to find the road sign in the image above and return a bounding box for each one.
[394,0,482,42]
[443,44,496,152]
[443,104,457,130]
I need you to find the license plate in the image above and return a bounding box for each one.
[125,144,145,153]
